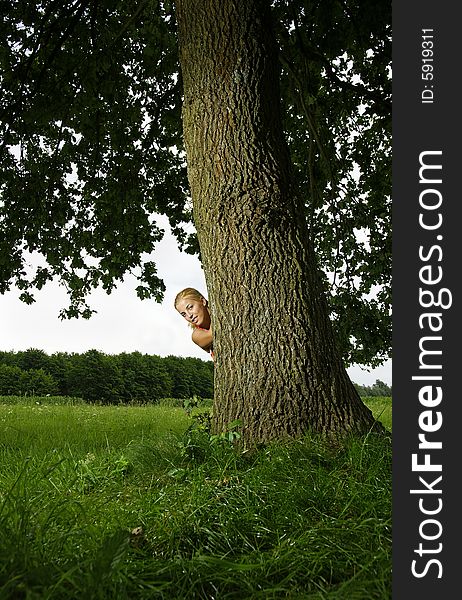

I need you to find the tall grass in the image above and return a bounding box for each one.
[0,398,391,599]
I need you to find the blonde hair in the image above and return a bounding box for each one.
[174,287,207,309]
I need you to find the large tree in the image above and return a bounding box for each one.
[0,0,390,442]
[175,0,382,441]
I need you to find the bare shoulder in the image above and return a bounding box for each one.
[192,327,213,352]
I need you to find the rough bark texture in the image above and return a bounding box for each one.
[175,0,380,444]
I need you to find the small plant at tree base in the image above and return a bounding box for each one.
[191,410,212,432]
[182,395,201,415]
[209,419,242,445]
[177,414,242,462]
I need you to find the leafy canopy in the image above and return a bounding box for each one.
[0,0,391,367]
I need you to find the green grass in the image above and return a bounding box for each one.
[0,397,391,599]
[363,397,391,432]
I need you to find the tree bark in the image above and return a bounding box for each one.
[174,0,381,443]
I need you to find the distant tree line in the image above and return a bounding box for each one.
[0,349,213,403]
[354,379,392,398]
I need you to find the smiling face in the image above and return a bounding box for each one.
[175,295,211,329]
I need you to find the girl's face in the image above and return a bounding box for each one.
[176,296,210,328]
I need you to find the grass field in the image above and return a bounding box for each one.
[0,396,391,599]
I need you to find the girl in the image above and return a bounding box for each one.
[174,288,214,358]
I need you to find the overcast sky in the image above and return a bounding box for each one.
[0,214,391,386]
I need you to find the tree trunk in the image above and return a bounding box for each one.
[174,0,380,443]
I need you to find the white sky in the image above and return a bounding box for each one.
[0,214,391,386]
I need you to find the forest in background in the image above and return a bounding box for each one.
[0,348,390,403]
[0,348,213,403]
